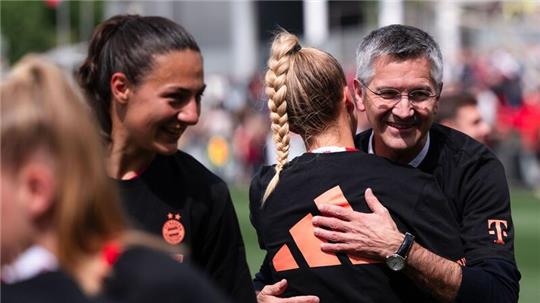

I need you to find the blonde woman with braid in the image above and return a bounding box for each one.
[250,31,466,303]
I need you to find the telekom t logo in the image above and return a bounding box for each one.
[488,219,508,245]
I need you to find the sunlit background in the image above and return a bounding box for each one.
[1,1,539,302]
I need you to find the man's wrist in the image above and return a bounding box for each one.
[382,231,405,258]
[385,232,415,271]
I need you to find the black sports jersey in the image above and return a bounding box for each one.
[356,123,520,302]
[117,151,256,303]
[1,271,90,303]
[1,246,229,303]
[98,246,229,303]
[250,151,464,302]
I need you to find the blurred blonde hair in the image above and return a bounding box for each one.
[263,31,347,203]
[0,55,126,273]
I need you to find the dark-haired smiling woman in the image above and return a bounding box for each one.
[78,15,256,303]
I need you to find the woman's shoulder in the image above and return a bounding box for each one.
[249,164,278,210]
[251,164,276,186]
[105,245,228,302]
[161,150,227,185]
[112,245,188,278]
[1,271,89,303]
[248,159,306,201]
[169,150,213,171]
[429,123,501,172]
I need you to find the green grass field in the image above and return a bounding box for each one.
[230,185,540,302]
[511,189,540,303]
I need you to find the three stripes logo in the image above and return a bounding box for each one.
[272,185,378,272]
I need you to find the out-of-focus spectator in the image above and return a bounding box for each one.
[437,92,491,144]
[233,108,267,183]
[513,90,540,191]
[514,91,540,153]
[472,85,499,132]
[490,49,524,108]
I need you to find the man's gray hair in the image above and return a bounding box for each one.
[356,24,443,91]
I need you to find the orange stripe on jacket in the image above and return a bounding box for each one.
[314,186,378,265]
[290,213,342,267]
[273,244,299,272]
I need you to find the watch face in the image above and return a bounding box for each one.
[386,254,405,271]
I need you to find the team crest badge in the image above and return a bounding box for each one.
[162,213,185,245]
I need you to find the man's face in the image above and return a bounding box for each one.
[354,55,439,162]
[453,105,491,144]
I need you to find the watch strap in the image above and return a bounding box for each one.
[396,232,415,258]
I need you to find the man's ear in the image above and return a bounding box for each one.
[433,82,443,116]
[20,161,57,220]
[110,72,131,104]
[343,86,358,134]
[353,79,366,112]
[432,99,440,116]
[343,86,355,113]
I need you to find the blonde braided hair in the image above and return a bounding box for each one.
[262,32,301,203]
[261,31,347,204]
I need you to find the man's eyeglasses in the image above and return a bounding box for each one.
[360,81,439,106]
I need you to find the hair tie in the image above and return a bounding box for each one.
[288,43,302,55]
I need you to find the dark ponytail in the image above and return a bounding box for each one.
[78,15,200,140]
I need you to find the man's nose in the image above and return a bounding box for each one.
[391,97,414,118]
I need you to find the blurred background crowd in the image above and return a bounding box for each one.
[1,1,539,302]
[0,0,540,190]
[4,0,538,192]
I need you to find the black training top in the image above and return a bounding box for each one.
[117,151,256,303]
[1,271,89,303]
[98,246,229,303]
[356,123,520,302]
[1,246,229,303]
[250,151,464,302]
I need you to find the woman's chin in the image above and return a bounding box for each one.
[154,143,179,155]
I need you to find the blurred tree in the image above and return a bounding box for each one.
[1,1,55,63]
[0,1,103,64]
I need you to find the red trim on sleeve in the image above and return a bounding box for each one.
[102,242,122,266]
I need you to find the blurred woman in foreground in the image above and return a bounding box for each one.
[0,56,226,303]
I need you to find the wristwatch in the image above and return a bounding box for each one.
[385,232,415,271]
